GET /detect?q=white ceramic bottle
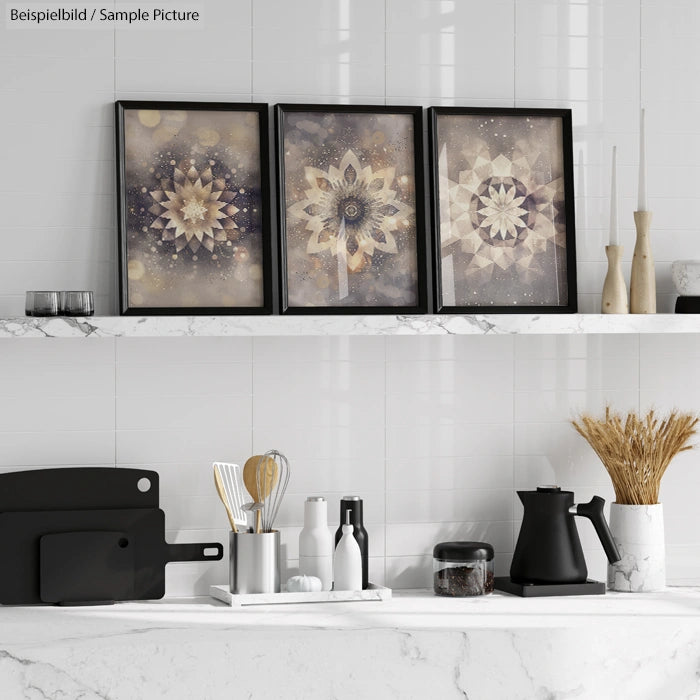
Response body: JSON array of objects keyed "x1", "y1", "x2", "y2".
[
  {"x1": 333, "y1": 510, "x2": 362, "y2": 591},
  {"x1": 299, "y1": 496, "x2": 333, "y2": 591}
]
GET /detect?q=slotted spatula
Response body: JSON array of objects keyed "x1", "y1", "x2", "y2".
[{"x1": 213, "y1": 462, "x2": 248, "y2": 533}]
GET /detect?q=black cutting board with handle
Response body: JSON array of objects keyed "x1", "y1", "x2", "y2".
[
  {"x1": 0, "y1": 468, "x2": 223, "y2": 605},
  {"x1": 0, "y1": 467, "x2": 160, "y2": 512}
]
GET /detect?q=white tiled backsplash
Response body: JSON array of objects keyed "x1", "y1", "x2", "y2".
[
  {"x1": 2, "y1": 0, "x2": 700, "y2": 595},
  {"x1": 0, "y1": 0, "x2": 698, "y2": 315},
  {"x1": 1, "y1": 334, "x2": 699, "y2": 595}
]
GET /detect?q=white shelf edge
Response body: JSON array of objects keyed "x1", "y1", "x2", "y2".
[{"x1": 0, "y1": 314, "x2": 698, "y2": 338}]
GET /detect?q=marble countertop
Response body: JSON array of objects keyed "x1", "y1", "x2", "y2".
[
  {"x1": 3, "y1": 589, "x2": 700, "y2": 699},
  {"x1": 4, "y1": 587, "x2": 700, "y2": 643}
]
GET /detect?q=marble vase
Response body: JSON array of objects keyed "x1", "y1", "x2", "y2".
[
  {"x1": 671, "y1": 260, "x2": 700, "y2": 295},
  {"x1": 608, "y1": 503, "x2": 665, "y2": 592}
]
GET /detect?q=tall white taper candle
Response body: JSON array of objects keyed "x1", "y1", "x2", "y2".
[
  {"x1": 638, "y1": 108, "x2": 647, "y2": 211},
  {"x1": 610, "y1": 145, "x2": 619, "y2": 246}
]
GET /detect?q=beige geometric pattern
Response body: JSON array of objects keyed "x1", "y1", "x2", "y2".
[
  {"x1": 439, "y1": 142, "x2": 565, "y2": 288},
  {"x1": 289, "y1": 149, "x2": 414, "y2": 272},
  {"x1": 149, "y1": 162, "x2": 240, "y2": 254}
]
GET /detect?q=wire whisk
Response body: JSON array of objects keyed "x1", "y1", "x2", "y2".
[{"x1": 256, "y1": 449, "x2": 290, "y2": 533}]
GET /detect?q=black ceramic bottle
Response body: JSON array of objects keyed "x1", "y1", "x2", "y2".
[{"x1": 334, "y1": 496, "x2": 368, "y2": 589}]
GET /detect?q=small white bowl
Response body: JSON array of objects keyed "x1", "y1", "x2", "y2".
[{"x1": 671, "y1": 260, "x2": 700, "y2": 296}]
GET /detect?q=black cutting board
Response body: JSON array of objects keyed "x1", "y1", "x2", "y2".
[
  {"x1": 0, "y1": 467, "x2": 159, "y2": 512},
  {"x1": 40, "y1": 531, "x2": 135, "y2": 604},
  {"x1": 0, "y1": 508, "x2": 223, "y2": 604}
]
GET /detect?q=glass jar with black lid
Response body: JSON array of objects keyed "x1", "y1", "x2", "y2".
[{"x1": 433, "y1": 541, "x2": 495, "y2": 596}]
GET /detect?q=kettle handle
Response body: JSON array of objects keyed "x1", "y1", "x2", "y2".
[{"x1": 572, "y1": 496, "x2": 621, "y2": 564}]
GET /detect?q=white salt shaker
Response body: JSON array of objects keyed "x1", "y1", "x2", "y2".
[
  {"x1": 333, "y1": 510, "x2": 362, "y2": 591},
  {"x1": 299, "y1": 496, "x2": 333, "y2": 591}
]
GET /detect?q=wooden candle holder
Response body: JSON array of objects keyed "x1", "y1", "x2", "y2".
[
  {"x1": 630, "y1": 211, "x2": 656, "y2": 314},
  {"x1": 601, "y1": 245, "x2": 628, "y2": 314}
]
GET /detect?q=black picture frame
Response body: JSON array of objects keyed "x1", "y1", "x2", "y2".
[
  {"x1": 429, "y1": 107, "x2": 577, "y2": 314},
  {"x1": 115, "y1": 100, "x2": 273, "y2": 315},
  {"x1": 275, "y1": 104, "x2": 430, "y2": 314}
]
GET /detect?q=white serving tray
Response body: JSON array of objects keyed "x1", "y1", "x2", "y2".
[{"x1": 210, "y1": 583, "x2": 392, "y2": 607}]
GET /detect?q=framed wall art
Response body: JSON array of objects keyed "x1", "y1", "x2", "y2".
[
  {"x1": 429, "y1": 107, "x2": 577, "y2": 313},
  {"x1": 276, "y1": 104, "x2": 429, "y2": 314},
  {"x1": 116, "y1": 101, "x2": 273, "y2": 315}
]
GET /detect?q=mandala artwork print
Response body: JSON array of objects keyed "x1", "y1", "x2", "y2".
[
  {"x1": 120, "y1": 106, "x2": 265, "y2": 310},
  {"x1": 436, "y1": 113, "x2": 570, "y2": 308},
  {"x1": 282, "y1": 111, "x2": 419, "y2": 308}
]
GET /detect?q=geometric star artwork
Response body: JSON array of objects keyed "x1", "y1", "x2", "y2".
[
  {"x1": 279, "y1": 106, "x2": 427, "y2": 312},
  {"x1": 149, "y1": 162, "x2": 240, "y2": 254},
  {"x1": 440, "y1": 148, "x2": 566, "y2": 288},
  {"x1": 432, "y1": 109, "x2": 576, "y2": 312},
  {"x1": 288, "y1": 149, "x2": 414, "y2": 273},
  {"x1": 116, "y1": 102, "x2": 271, "y2": 314}
]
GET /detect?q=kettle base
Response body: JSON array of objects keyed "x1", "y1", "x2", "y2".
[{"x1": 494, "y1": 577, "x2": 606, "y2": 597}]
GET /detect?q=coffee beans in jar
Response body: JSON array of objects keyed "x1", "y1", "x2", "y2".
[{"x1": 433, "y1": 541, "x2": 494, "y2": 597}]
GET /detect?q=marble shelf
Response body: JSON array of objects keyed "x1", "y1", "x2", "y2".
[
  {"x1": 2, "y1": 588, "x2": 700, "y2": 698},
  {"x1": 1, "y1": 313, "x2": 699, "y2": 338}
]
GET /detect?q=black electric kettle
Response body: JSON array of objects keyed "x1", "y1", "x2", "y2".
[{"x1": 510, "y1": 486, "x2": 621, "y2": 585}]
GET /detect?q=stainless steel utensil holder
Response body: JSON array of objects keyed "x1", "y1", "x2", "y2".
[{"x1": 229, "y1": 531, "x2": 280, "y2": 594}]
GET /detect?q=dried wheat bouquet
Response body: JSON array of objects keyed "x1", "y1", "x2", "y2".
[{"x1": 572, "y1": 407, "x2": 698, "y2": 505}]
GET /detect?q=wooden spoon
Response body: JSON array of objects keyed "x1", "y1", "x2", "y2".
[{"x1": 243, "y1": 455, "x2": 278, "y2": 533}]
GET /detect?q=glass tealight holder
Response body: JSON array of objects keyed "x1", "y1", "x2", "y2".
[
  {"x1": 60, "y1": 291, "x2": 94, "y2": 316},
  {"x1": 25, "y1": 291, "x2": 59, "y2": 317}
]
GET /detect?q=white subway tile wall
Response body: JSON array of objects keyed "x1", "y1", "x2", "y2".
[
  {"x1": 1, "y1": 0, "x2": 700, "y2": 594},
  {"x1": 0, "y1": 0, "x2": 695, "y2": 315},
  {"x1": 0, "y1": 333, "x2": 698, "y2": 593}
]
